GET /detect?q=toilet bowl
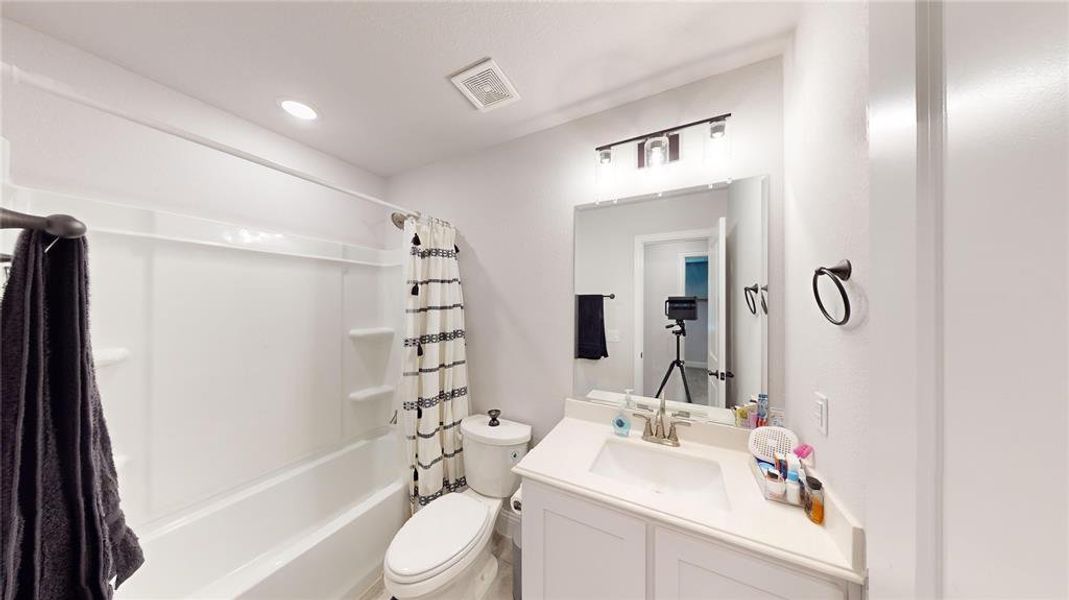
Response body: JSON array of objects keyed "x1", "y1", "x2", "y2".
[
  {"x1": 383, "y1": 411, "x2": 531, "y2": 600},
  {"x1": 384, "y1": 490, "x2": 502, "y2": 600}
]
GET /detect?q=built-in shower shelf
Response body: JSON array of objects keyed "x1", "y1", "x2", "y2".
[
  {"x1": 348, "y1": 385, "x2": 395, "y2": 404},
  {"x1": 347, "y1": 327, "x2": 395, "y2": 340},
  {"x1": 94, "y1": 347, "x2": 130, "y2": 368}
]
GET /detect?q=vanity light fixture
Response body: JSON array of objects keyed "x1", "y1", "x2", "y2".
[
  {"x1": 279, "y1": 99, "x2": 318, "y2": 121},
  {"x1": 645, "y1": 134, "x2": 670, "y2": 167},
  {"x1": 594, "y1": 112, "x2": 731, "y2": 170}
]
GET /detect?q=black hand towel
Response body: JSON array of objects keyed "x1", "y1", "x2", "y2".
[
  {"x1": 575, "y1": 294, "x2": 609, "y2": 360},
  {"x1": 1, "y1": 231, "x2": 143, "y2": 599}
]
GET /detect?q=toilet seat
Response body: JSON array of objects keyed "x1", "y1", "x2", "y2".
[{"x1": 384, "y1": 492, "x2": 495, "y2": 585}]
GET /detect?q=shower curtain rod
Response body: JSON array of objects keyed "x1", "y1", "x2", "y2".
[{"x1": 1, "y1": 63, "x2": 420, "y2": 221}]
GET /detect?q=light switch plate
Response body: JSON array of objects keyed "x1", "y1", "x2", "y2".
[{"x1": 814, "y1": 392, "x2": 828, "y2": 436}]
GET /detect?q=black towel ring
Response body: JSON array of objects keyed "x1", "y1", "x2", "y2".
[
  {"x1": 743, "y1": 284, "x2": 759, "y2": 315},
  {"x1": 760, "y1": 285, "x2": 768, "y2": 315},
  {"x1": 812, "y1": 260, "x2": 852, "y2": 326}
]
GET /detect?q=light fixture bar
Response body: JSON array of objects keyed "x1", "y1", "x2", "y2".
[{"x1": 594, "y1": 112, "x2": 731, "y2": 152}]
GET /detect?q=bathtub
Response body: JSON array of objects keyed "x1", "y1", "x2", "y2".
[{"x1": 118, "y1": 430, "x2": 407, "y2": 599}]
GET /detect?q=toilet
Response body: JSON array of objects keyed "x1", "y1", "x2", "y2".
[{"x1": 384, "y1": 411, "x2": 531, "y2": 600}]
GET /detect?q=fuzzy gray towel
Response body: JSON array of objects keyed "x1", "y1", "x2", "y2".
[{"x1": 1, "y1": 231, "x2": 143, "y2": 599}]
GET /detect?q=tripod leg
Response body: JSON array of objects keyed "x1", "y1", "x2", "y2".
[
  {"x1": 654, "y1": 361, "x2": 675, "y2": 399},
  {"x1": 677, "y1": 361, "x2": 694, "y2": 404}
]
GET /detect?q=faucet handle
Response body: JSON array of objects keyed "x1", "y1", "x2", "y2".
[
  {"x1": 632, "y1": 412, "x2": 655, "y2": 438},
  {"x1": 667, "y1": 419, "x2": 691, "y2": 443}
]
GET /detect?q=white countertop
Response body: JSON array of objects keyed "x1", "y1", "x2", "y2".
[{"x1": 513, "y1": 401, "x2": 865, "y2": 584}]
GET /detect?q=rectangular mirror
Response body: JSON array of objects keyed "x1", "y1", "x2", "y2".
[{"x1": 573, "y1": 176, "x2": 769, "y2": 426}]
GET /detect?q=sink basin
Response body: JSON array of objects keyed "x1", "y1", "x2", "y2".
[{"x1": 589, "y1": 438, "x2": 730, "y2": 511}]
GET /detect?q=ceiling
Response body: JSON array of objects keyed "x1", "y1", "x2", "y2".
[{"x1": 2, "y1": 2, "x2": 799, "y2": 176}]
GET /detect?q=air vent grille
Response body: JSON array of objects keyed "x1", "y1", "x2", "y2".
[{"x1": 450, "y1": 58, "x2": 520, "y2": 112}]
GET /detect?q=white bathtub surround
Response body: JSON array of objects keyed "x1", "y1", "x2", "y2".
[
  {"x1": 402, "y1": 218, "x2": 471, "y2": 509},
  {"x1": 117, "y1": 432, "x2": 405, "y2": 599},
  {"x1": 513, "y1": 399, "x2": 865, "y2": 587}
]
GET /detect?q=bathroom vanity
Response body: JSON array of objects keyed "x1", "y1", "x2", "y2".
[{"x1": 513, "y1": 400, "x2": 865, "y2": 600}]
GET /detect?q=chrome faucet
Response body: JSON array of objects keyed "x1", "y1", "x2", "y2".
[{"x1": 633, "y1": 395, "x2": 690, "y2": 447}]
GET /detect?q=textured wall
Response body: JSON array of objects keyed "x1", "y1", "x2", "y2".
[{"x1": 782, "y1": 2, "x2": 870, "y2": 519}]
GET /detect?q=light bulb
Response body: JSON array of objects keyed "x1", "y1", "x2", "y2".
[
  {"x1": 645, "y1": 134, "x2": 669, "y2": 167},
  {"x1": 598, "y1": 148, "x2": 613, "y2": 165}
]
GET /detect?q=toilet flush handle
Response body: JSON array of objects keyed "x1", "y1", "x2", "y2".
[{"x1": 488, "y1": 409, "x2": 501, "y2": 426}]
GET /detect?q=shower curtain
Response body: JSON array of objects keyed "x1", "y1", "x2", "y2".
[{"x1": 401, "y1": 218, "x2": 469, "y2": 510}]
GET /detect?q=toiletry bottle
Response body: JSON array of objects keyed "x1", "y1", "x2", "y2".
[
  {"x1": 623, "y1": 389, "x2": 635, "y2": 409},
  {"x1": 612, "y1": 394, "x2": 632, "y2": 437},
  {"x1": 766, "y1": 470, "x2": 786, "y2": 501},
  {"x1": 805, "y1": 476, "x2": 825, "y2": 524},
  {"x1": 786, "y1": 453, "x2": 802, "y2": 482},
  {"x1": 757, "y1": 393, "x2": 769, "y2": 426},
  {"x1": 786, "y1": 472, "x2": 801, "y2": 505}
]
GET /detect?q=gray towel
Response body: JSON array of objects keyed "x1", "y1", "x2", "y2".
[{"x1": 1, "y1": 231, "x2": 143, "y2": 599}]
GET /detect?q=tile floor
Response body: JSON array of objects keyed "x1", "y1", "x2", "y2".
[{"x1": 361, "y1": 533, "x2": 515, "y2": 600}]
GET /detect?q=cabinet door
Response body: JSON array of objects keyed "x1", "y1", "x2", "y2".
[
  {"x1": 522, "y1": 481, "x2": 647, "y2": 600},
  {"x1": 654, "y1": 528, "x2": 848, "y2": 600}
]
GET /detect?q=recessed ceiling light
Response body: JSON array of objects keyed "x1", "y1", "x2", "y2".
[{"x1": 279, "y1": 99, "x2": 318, "y2": 121}]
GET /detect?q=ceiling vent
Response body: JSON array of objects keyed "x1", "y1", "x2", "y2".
[{"x1": 450, "y1": 58, "x2": 520, "y2": 112}]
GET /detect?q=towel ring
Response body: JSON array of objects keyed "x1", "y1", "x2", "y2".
[
  {"x1": 812, "y1": 260, "x2": 852, "y2": 326},
  {"x1": 760, "y1": 285, "x2": 768, "y2": 315},
  {"x1": 743, "y1": 284, "x2": 759, "y2": 315}
]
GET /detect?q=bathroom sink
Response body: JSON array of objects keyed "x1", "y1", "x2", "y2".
[{"x1": 589, "y1": 438, "x2": 730, "y2": 511}]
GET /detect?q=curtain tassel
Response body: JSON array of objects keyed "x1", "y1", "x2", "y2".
[
  {"x1": 411, "y1": 282, "x2": 419, "y2": 296},
  {"x1": 417, "y1": 342, "x2": 424, "y2": 357},
  {"x1": 454, "y1": 243, "x2": 460, "y2": 254},
  {"x1": 412, "y1": 233, "x2": 421, "y2": 246}
]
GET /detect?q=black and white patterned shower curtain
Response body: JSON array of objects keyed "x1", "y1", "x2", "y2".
[{"x1": 402, "y1": 218, "x2": 469, "y2": 511}]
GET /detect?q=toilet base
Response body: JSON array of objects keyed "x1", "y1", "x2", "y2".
[{"x1": 385, "y1": 547, "x2": 498, "y2": 600}]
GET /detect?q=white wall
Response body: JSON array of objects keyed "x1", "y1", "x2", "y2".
[
  {"x1": 782, "y1": 2, "x2": 870, "y2": 519},
  {"x1": 389, "y1": 58, "x2": 784, "y2": 441},
  {"x1": 573, "y1": 190, "x2": 725, "y2": 400},
  {"x1": 1, "y1": 21, "x2": 402, "y2": 526},
  {"x1": 940, "y1": 2, "x2": 1067, "y2": 596}
]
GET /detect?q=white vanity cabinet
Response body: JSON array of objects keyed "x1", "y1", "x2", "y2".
[
  {"x1": 522, "y1": 481, "x2": 860, "y2": 600},
  {"x1": 654, "y1": 528, "x2": 855, "y2": 599},
  {"x1": 522, "y1": 481, "x2": 647, "y2": 599}
]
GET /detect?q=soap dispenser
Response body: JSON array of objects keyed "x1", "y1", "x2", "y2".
[{"x1": 612, "y1": 390, "x2": 633, "y2": 437}]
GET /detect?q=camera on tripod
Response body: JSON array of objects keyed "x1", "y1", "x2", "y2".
[
  {"x1": 664, "y1": 296, "x2": 698, "y2": 324},
  {"x1": 655, "y1": 296, "x2": 699, "y2": 403}
]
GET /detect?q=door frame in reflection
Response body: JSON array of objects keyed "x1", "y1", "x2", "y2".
[{"x1": 632, "y1": 228, "x2": 714, "y2": 400}]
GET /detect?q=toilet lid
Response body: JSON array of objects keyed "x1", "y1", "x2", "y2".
[{"x1": 385, "y1": 493, "x2": 490, "y2": 579}]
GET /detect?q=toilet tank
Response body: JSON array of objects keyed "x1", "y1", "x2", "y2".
[{"x1": 460, "y1": 411, "x2": 531, "y2": 498}]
